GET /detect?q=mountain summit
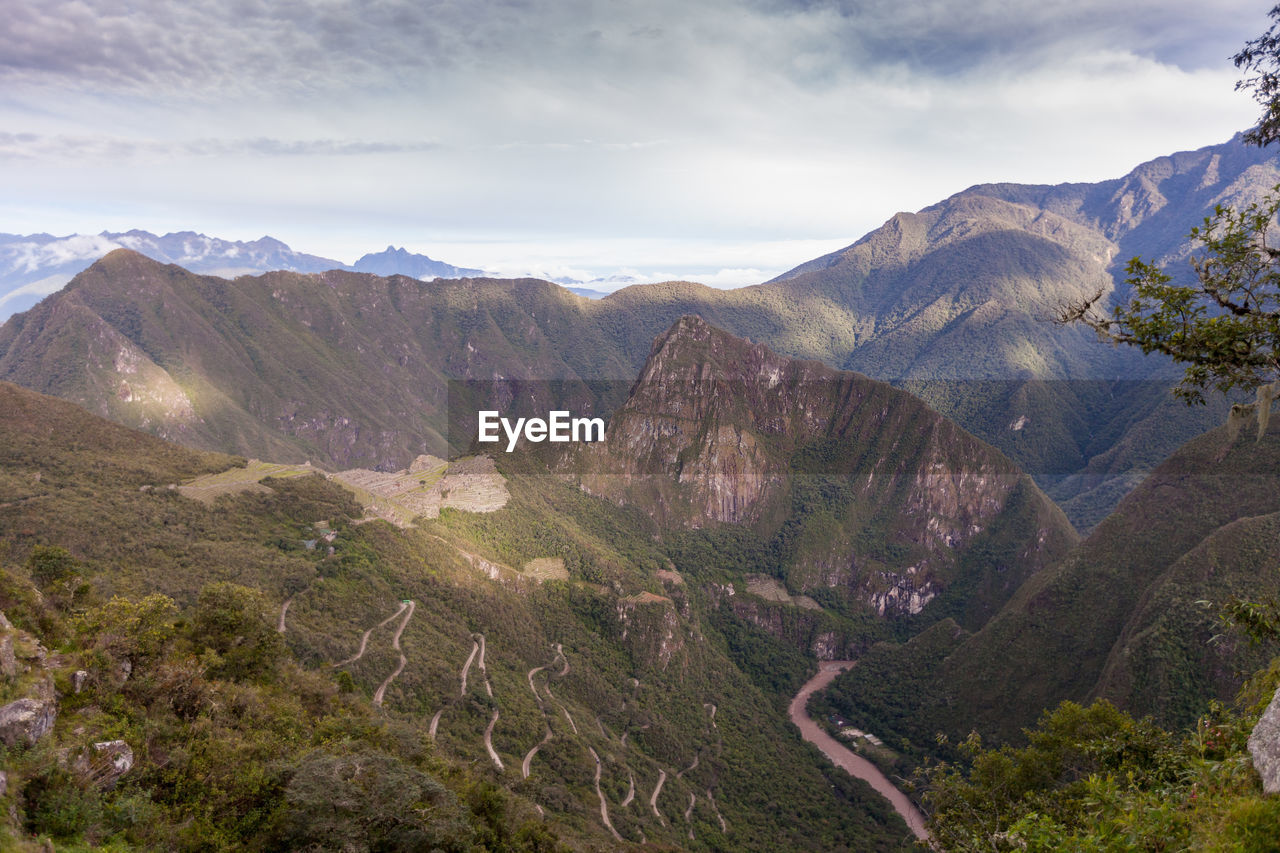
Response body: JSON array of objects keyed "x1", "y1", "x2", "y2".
[
  {"x1": 351, "y1": 245, "x2": 484, "y2": 279},
  {"x1": 573, "y1": 315, "x2": 1077, "y2": 627},
  {"x1": 4, "y1": 137, "x2": 1279, "y2": 529}
]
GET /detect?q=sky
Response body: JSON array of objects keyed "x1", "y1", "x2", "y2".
[{"x1": 0, "y1": 0, "x2": 1269, "y2": 286}]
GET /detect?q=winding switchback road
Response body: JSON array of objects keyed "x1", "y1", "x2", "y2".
[
  {"x1": 649, "y1": 769, "x2": 668, "y2": 825},
  {"x1": 484, "y1": 708, "x2": 504, "y2": 770},
  {"x1": 372, "y1": 600, "x2": 415, "y2": 706},
  {"x1": 521, "y1": 644, "x2": 565, "y2": 779},
  {"x1": 429, "y1": 709, "x2": 444, "y2": 739},
  {"x1": 526, "y1": 659, "x2": 550, "y2": 702},
  {"x1": 521, "y1": 727, "x2": 552, "y2": 779},
  {"x1": 333, "y1": 600, "x2": 410, "y2": 668},
  {"x1": 621, "y1": 770, "x2": 636, "y2": 808},
  {"x1": 459, "y1": 638, "x2": 479, "y2": 695},
  {"x1": 589, "y1": 747, "x2": 623, "y2": 842},
  {"x1": 477, "y1": 633, "x2": 492, "y2": 697},
  {"x1": 468, "y1": 632, "x2": 502, "y2": 770},
  {"x1": 707, "y1": 788, "x2": 726, "y2": 832}
]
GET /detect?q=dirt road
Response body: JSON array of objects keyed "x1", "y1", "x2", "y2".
[
  {"x1": 372, "y1": 600, "x2": 415, "y2": 706},
  {"x1": 649, "y1": 769, "x2": 668, "y2": 825},
  {"x1": 333, "y1": 600, "x2": 410, "y2": 668},
  {"x1": 589, "y1": 747, "x2": 623, "y2": 842}
]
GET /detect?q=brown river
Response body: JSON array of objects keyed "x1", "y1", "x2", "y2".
[{"x1": 789, "y1": 661, "x2": 931, "y2": 843}]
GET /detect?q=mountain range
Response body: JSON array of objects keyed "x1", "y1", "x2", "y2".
[
  {"x1": 3, "y1": 135, "x2": 1275, "y2": 530},
  {"x1": 0, "y1": 231, "x2": 486, "y2": 321},
  {"x1": 2, "y1": 133, "x2": 1280, "y2": 848},
  {"x1": 817, "y1": 412, "x2": 1280, "y2": 758},
  {"x1": 2, "y1": 293, "x2": 1271, "y2": 849},
  {"x1": 2, "y1": 312, "x2": 1057, "y2": 849}
]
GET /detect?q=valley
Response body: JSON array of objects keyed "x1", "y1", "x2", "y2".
[
  {"x1": 0, "y1": 135, "x2": 1279, "y2": 851},
  {"x1": 0, "y1": 376, "x2": 922, "y2": 849},
  {"x1": 5, "y1": 136, "x2": 1277, "y2": 534}
]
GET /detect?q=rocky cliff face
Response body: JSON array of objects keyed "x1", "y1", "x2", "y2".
[
  {"x1": 842, "y1": 418, "x2": 1280, "y2": 749},
  {"x1": 574, "y1": 316, "x2": 1077, "y2": 623}
]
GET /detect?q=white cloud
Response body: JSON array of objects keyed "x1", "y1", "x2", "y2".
[
  {"x1": 0, "y1": 273, "x2": 73, "y2": 308},
  {"x1": 0, "y1": 0, "x2": 1268, "y2": 275},
  {"x1": 5, "y1": 234, "x2": 124, "y2": 273}
]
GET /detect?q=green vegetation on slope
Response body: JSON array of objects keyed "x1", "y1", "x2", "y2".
[
  {"x1": 816, "y1": 419, "x2": 1280, "y2": 791},
  {"x1": 575, "y1": 316, "x2": 1077, "y2": 652},
  {"x1": 0, "y1": 381, "x2": 917, "y2": 850},
  {"x1": 920, "y1": 679, "x2": 1280, "y2": 851},
  {"x1": 8, "y1": 136, "x2": 1280, "y2": 531}
]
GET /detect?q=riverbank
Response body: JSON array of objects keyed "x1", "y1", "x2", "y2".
[{"x1": 789, "y1": 661, "x2": 930, "y2": 843}]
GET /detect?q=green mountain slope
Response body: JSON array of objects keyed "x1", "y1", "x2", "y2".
[
  {"x1": 568, "y1": 316, "x2": 1077, "y2": 637},
  {"x1": 819, "y1": 419, "x2": 1280, "y2": 757},
  {"x1": 0, "y1": 379, "x2": 918, "y2": 850},
  {"x1": 3, "y1": 137, "x2": 1276, "y2": 529},
  {"x1": 0, "y1": 250, "x2": 637, "y2": 469},
  {"x1": 769, "y1": 138, "x2": 1280, "y2": 525}
]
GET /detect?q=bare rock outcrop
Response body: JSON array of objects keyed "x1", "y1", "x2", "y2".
[
  {"x1": 74, "y1": 740, "x2": 135, "y2": 789},
  {"x1": 0, "y1": 633, "x2": 16, "y2": 680},
  {"x1": 0, "y1": 610, "x2": 16, "y2": 679},
  {"x1": 0, "y1": 697, "x2": 56, "y2": 747},
  {"x1": 575, "y1": 316, "x2": 1075, "y2": 621},
  {"x1": 1248, "y1": 686, "x2": 1280, "y2": 794}
]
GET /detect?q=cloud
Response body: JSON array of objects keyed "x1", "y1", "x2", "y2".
[
  {"x1": 0, "y1": 132, "x2": 440, "y2": 162},
  {"x1": 0, "y1": 273, "x2": 74, "y2": 309},
  {"x1": 3, "y1": 0, "x2": 1264, "y2": 101},
  {"x1": 2, "y1": 233, "x2": 124, "y2": 273},
  {"x1": 757, "y1": 0, "x2": 1265, "y2": 73},
  {"x1": 0, "y1": 0, "x2": 1267, "y2": 280}
]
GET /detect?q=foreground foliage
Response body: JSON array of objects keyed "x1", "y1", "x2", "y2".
[{"x1": 923, "y1": 671, "x2": 1280, "y2": 852}]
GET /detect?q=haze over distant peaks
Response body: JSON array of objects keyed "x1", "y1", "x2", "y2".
[
  {"x1": 4, "y1": 136, "x2": 1279, "y2": 529},
  {"x1": 0, "y1": 230, "x2": 488, "y2": 321}
]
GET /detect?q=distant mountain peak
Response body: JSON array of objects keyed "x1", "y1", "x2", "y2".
[
  {"x1": 351, "y1": 246, "x2": 484, "y2": 279},
  {"x1": 0, "y1": 230, "x2": 488, "y2": 321}
]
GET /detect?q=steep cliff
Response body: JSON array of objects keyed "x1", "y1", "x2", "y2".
[
  {"x1": 823, "y1": 417, "x2": 1280, "y2": 754},
  {"x1": 572, "y1": 316, "x2": 1077, "y2": 627}
]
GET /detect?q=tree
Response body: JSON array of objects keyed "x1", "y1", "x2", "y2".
[
  {"x1": 1057, "y1": 191, "x2": 1280, "y2": 441},
  {"x1": 26, "y1": 545, "x2": 80, "y2": 589},
  {"x1": 1235, "y1": 4, "x2": 1280, "y2": 147},
  {"x1": 187, "y1": 582, "x2": 285, "y2": 681},
  {"x1": 76, "y1": 593, "x2": 179, "y2": 664},
  {"x1": 278, "y1": 746, "x2": 474, "y2": 851},
  {"x1": 1057, "y1": 9, "x2": 1280, "y2": 442}
]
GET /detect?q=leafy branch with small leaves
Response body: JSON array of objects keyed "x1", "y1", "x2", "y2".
[
  {"x1": 1056, "y1": 190, "x2": 1280, "y2": 440},
  {"x1": 1235, "y1": 3, "x2": 1280, "y2": 147}
]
